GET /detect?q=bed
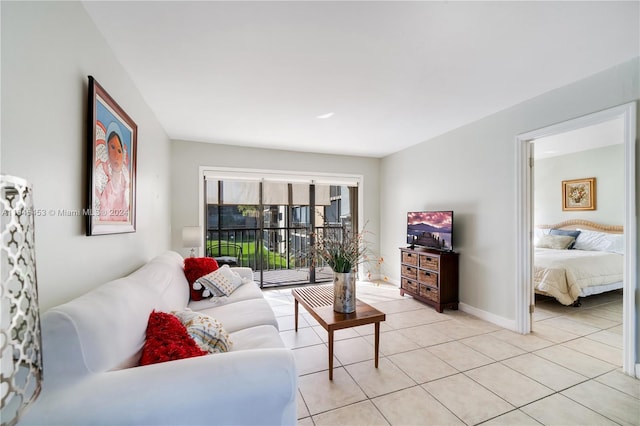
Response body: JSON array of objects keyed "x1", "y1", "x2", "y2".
[{"x1": 534, "y1": 220, "x2": 624, "y2": 306}]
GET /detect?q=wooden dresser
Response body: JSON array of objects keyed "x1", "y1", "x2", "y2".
[{"x1": 399, "y1": 247, "x2": 459, "y2": 313}]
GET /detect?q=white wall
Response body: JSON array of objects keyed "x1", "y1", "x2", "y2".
[
  {"x1": 170, "y1": 140, "x2": 380, "y2": 261},
  {"x1": 534, "y1": 144, "x2": 624, "y2": 226},
  {"x1": 380, "y1": 58, "x2": 639, "y2": 324},
  {"x1": 1, "y1": 1, "x2": 172, "y2": 310}
]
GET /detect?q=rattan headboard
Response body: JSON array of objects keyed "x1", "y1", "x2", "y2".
[{"x1": 537, "y1": 219, "x2": 623, "y2": 234}]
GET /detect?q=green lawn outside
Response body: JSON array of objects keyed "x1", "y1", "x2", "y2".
[{"x1": 206, "y1": 240, "x2": 293, "y2": 268}]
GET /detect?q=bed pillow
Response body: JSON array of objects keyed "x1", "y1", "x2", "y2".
[
  {"x1": 533, "y1": 228, "x2": 550, "y2": 246},
  {"x1": 605, "y1": 234, "x2": 624, "y2": 254},
  {"x1": 549, "y1": 229, "x2": 581, "y2": 249},
  {"x1": 184, "y1": 257, "x2": 219, "y2": 301},
  {"x1": 535, "y1": 234, "x2": 575, "y2": 250},
  {"x1": 172, "y1": 309, "x2": 232, "y2": 354},
  {"x1": 575, "y1": 229, "x2": 624, "y2": 253},
  {"x1": 139, "y1": 311, "x2": 207, "y2": 366},
  {"x1": 195, "y1": 264, "x2": 247, "y2": 297}
]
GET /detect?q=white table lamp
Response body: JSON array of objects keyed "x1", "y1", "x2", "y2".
[{"x1": 182, "y1": 226, "x2": 202, "y2": 257}]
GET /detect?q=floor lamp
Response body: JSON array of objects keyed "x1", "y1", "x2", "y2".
[{"x1": 0, "y1": 175, "x2": 43, "y2": 426}]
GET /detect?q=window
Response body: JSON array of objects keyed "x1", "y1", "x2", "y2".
[{"x1": 201, "y1": 168, "x2": 362, "y2": 287}]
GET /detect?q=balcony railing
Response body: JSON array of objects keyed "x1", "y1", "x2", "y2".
[{"x1": 206, "y1": 225, "x2": 345, "y2": 286}]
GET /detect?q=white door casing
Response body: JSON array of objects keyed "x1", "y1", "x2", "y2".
[{"x1": 515, "y1": 102, "x2": 637, "y2": 376}]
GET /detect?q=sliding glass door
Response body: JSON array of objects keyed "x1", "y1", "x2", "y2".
[{"x1": 204, "y1": 175, "x2": 358, "y2": 287}]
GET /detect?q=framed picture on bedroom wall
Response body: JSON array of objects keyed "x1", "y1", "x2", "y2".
[
  {"x1": 86, "y1": 76, "x2": 138, "y2": 235},
  {"x1": 562, "y1": 177, "x2": 596, "y2": 211}
]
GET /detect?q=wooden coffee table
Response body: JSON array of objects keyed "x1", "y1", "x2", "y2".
[{"x1": 292, "y1": 284, "x2": 386, "y2": 380}]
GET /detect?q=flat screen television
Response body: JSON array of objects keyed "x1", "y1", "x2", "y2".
[{"x1": 406, "y1": 211, "x2": 453, "y2": 251}]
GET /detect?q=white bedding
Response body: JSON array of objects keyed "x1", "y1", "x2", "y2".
[{"x1": 534, "y1": 248, "x2": 623, "y2": 305}]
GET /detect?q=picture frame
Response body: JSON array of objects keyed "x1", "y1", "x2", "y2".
[
  {"x1": 562, "y1": 177, "x2": 596, "y2": 211},
  {"x1": 86, "y1": 76, "x2": 137, "y2": 235}
]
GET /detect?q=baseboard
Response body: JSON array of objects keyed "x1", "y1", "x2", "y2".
[
  {"x1": 383, "y1": 280, "x2": 518, "y2": 332},
  {"x1": 376, "y1": 282, "x2": 517, "y2": 332},
  {"x1": 459, "y1": 302, "x2": 517, "y2": 332}
]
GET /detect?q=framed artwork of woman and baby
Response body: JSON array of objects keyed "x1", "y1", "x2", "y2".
[{"x1": 87, "y1": 76, "x2": 137, "y2": 236}]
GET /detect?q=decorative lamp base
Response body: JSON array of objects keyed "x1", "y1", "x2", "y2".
[
  {"x1": 1, "y1": 174, "x2": 42, "y2": 426},
  {"x1": 333, "y1": 271, "x2": 356, "y2": 313}
]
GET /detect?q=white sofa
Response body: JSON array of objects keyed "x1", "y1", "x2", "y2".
[{"x1": 20, "y1": 251, "x2": 297, "y2": 426}]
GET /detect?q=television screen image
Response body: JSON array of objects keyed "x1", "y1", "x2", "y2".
[{"x1": 407, "y1": 211, "x2": 453, "y2": 251}]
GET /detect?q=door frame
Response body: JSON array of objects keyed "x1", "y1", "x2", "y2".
[{"x1": 515, "y1": 102, "x2": 637, "y2": 376}]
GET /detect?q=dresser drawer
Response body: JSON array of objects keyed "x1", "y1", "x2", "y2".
[
  {"x1": 417, "y1": 269, "x2": 438, "y2": 287},
  {"x1": 402, "y1": 251, "x2": 418, "y2": 267},
  {"x1": 419, "y1": 284, "x2": 440, "y2": 303},
  {"x1": 401, "y1": 265, "x2": 418, "y2": 280},
  {"x1": 419, "y1": 254, "x2": 440, "y2": 271},
  {"x1": 401, "y1": 278, "x2": 418, "y2": 294}
]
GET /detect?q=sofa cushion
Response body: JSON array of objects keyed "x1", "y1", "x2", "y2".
[
  {"x1": 197, "y1": 298, "x2": 279, "y2": 333},
  {"x1": 172, "y1": 309, "x2": 232, "y2": 354},
  {"x1": 139, "y1": 311, "x2": 207, "y2": 366},
  {"x1": 229, "y1": 325, "x2": 286, "y2": 351},
  {"x1": 184, "y1": 257, "x2": 219, "y2": 301},
  {"x1": 195, "y1": 265, "x2": 248, "y2": 297}
]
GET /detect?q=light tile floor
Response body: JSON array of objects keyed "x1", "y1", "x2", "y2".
[{"x1": 263, "y1": 283, "x2": 640, "y2": 425}]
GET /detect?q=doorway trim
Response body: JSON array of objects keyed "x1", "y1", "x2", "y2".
[{"x1": 515, "y1": 102, "x2": 637, "y2": 376}]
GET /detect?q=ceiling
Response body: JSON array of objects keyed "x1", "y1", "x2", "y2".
[
  {"x1": 82, "y1": 1, "x2": 639, "y2": 158},
  {"x1": 533, "y1": 117, "x2": 624, "y2": 160}
]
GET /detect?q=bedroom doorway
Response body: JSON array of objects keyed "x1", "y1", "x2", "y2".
[{"x1": 515, "y1": 102, "x2": 637, "y2": 376}]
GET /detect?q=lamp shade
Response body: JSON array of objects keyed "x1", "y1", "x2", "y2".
[
  {"x1": 1, "y1": 175, "x2": 42, "y2": 426},
  {"x1": 182, "y1": 226, "x2": 202, "y2": 248}
]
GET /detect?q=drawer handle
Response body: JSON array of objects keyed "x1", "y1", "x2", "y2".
[
  {"x1": 426, "y1": 257, "x2": 432, "y2": 261},
  {"x1": 424, "y1": 272, "x2": 431, "y2": 277}
]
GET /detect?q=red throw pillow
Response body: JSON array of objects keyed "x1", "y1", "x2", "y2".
[
  {"x1": 184, "y1": 257, "x2": 219, "y2": 301},
  {"x1": 140, "y1": 311, "x2": 207, "y2": 366}
]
